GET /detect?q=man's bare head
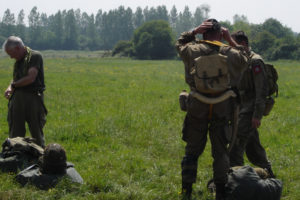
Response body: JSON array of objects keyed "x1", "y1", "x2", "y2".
[{"x1": 2, "y1": 36, "x2": 26, "y2": 60}]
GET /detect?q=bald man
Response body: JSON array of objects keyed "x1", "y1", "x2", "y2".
[{"x1": 3, "y1": 36, "x2": 47, "y2": 147}]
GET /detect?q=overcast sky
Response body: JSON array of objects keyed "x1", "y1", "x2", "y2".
[{"x1": 1, "y1": 0, "x2": 299, "y2": 33}]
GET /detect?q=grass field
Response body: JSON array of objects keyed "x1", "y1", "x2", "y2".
[{"x1": 0, "y1": 55, "x2": 299, "y2": 200}]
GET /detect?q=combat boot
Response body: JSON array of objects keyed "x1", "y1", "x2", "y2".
[
  {"x1": 181, "y1": 182, "x2": 192, "y2": 200},
  {"x1": 215, "y1": 183, "x2": 226, "y2": 200}
]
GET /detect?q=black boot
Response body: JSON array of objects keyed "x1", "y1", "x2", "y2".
[
  {"x1": 181, "y1": 182, "x2": 192, "y2": 200},
  {"x1": 215, "y1": 183, "x2": 226, "y2": 200}
]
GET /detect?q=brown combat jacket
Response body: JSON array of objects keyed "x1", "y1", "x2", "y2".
[
  {"x1": 238, "y1": 51, "x2": 268, "y2": 119},
  {"x1": 176, "y1": 31, "x2": 248, "y2": 91}
]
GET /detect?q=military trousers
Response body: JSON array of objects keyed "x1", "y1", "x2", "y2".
[
  {"x1": 181, "y1": 95, "x2": 234, "y2": 185},
  {"x1": 229, "y1": 112, "x2": 270, "y2": 169},
  {"x1": 7, "y1": 90, "x2": 47, "y2": 147}
]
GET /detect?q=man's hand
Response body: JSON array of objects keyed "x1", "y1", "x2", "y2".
[
  {"x1": 192, "y1": 21, "x2": 213, "y2": 35},
  {"x1": 221, "y1": 27, "x2": 238, "y2": 47},
  {"x1": 4, "y1": 85, "x2": 14, "y2": 99},
  {"x1": 252, "y1": 118, "x2": 261, "y2": 128}
]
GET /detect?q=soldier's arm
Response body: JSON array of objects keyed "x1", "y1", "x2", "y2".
[
  {"x1": 252, "y1": 60, "x2": 268, "y2": 121},
  {"x1": 11, "y1": 53, "x2": 42, "y2": 89},
  {"x1": 11, "y1": 67, "x2": 38, "y2": 88},
  {"x1": 175, "y1": 31, "x2": 196, "y2": 59},
  {"x1": 175, "y1": 32, "x2": 198, "y2": 88}
]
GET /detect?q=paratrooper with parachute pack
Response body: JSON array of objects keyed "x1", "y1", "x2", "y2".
[{"x1": 176, "y1": 19, "x2": 249, "y2": 200}]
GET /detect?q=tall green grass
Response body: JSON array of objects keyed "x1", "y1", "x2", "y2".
[{"x1": 0, "y1": 57, "x2": 299, "y2": 199}]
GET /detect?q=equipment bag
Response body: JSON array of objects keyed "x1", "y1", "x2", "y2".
[
  {"x1": 16, "y1": 162, "x2": 83, "y2": 190},
  {"x1": 0, "y1": 137, "x2": 44, "y2": 172},
  {"x1": 193, "y1": 48, "x2": 230, "y2": 94},
  {"x1": 264, "y1": 63, "x2": 278, "y2": 97},
  {"x1": 226, "y1": 166, "x2": 282, "y2": 200}
]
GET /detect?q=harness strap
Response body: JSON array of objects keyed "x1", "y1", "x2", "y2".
[{"x1": 189, "y1": 90, "x2": 237, "y2": 105}]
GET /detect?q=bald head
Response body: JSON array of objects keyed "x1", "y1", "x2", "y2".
[
  {"x1": 3, "y1": 36, "x2": 24, "y2": 52},
  {"x1": 2, "y1": 36, "x2": 26, "y2": 60}
]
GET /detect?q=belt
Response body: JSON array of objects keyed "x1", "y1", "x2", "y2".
[{"x1": 190, "y1": 90, "x2": 237, "y2": 104}]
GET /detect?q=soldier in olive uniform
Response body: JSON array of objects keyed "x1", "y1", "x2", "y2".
[
  {"x1": 176, "y1": 19, "x2": 248, "y2": 200},
  {"x1": 3, "y1": 36, "x2": 47, "y2": 148},
  {"x1": 229, "y1": 31, "x2": 275, "y2": 177}
]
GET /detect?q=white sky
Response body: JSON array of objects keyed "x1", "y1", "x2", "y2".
[{"x1": 1, "y1": 0, "x2": 299, "y2": 33}]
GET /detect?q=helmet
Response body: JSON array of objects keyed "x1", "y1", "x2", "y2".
[{"x1": 41, "y1": 143, "x2": 67, "y2": 174}]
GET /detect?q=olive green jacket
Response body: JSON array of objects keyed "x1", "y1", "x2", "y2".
[{"x1": 238, "y1": 51, "x2": 268, "y2": 119}]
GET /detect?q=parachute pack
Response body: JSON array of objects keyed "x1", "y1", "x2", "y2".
[
  {"x1": 193, "y1": 46, "x2": 230, "y2": 94},
  {"x1": 264, "y1": 63, "x2": 279, "y2": 97},
  {"x1": 0, "y1": 137, "x2": 43, "y2": 172},
  {"x1": 16, "y1": 162, "x2": 83, "y2": 190}
]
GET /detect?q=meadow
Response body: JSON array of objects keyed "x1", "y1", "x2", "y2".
[{"x1": 0, "y1": 54, "x2": 299, "y2": 200}]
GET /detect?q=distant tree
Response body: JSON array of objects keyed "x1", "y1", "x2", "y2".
[
  {"x1": 132, "y1": 20, "x2": 176, "y2": 59},
  {"x1": 262, "y1": 18, "x2": 287, "y2": 38},
  {"x1": 193, "y1": 7, "x2": 206, "y2": 27},
  {"x1": 133, "y1": 7, "x2": 144, "y2": 29},
  {"x1": 176, "y1": 6, "x2": 193, "y2": 36},
  {"x1": 200, "y1": 4, "x2": 210, "y2": 19},
  {"x1": 232, "y1": 14, "x2": 251, "y2": 34},
  {"x1": 233, "y1": 14, "x2": 248, "y2": 23},
  {"x1": 219, "y1": 20, "x2": 233, "y2": 32},
  {"x1": 169, "y1": 5, "x2": 178, "y2": 30},
  {"x1": 28, "y1": 7, "x2": 41, "y2": 48},
  {"x1": 95, "y1": 9, "x2": 103, "y2": 33},
  {"x1": 1, "y1": 9, "x2": 15, "y2": 37},
  {"x1": 143, "y1": 6, "x2": 155, "y2": 22},
  {"x1": 156, "y1": 5, "x2": 169, "y2": 21},
  {"x1": 40, "y1": 13, "x2": 48, "y2": 27},
  {"x1": 49, "y1": 11, "x2": 63, "y2": 49},
  {"x1": 252, "y1": 30, "x2": 276, "y2": 59},
  {"x1": 16, "y1": 10, "x2": 26, "y2": 38},
  {"x1": 64, "y1": 9, "x2": 78, "y2": 49},
  {"x1": 117, "y1": 6, "x2": 134, "y2": 41},
  {"x1": 271, "y1": 43, "x2": 298, "y2": 60},
  {"x1": 2, "y1": 9, "x2": 15, "y2": 25},
  {"x1": 100, "y1": 6, "x2": 134, "y2": 50},
  {"x1": 86, "y1": 14, "x2": 99, "y2": 50}
]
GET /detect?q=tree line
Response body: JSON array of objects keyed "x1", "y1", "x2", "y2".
[{"x1": 1, "y1": 5, "x2": 300, "y2": 60}]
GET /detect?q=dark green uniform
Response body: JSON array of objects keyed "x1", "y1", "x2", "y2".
[
  {"x1": 229, "y1": 51, "x2": 271, "y2": 169},
  {"x1": 8, "y1": 47, "x2": 47, "y2": 147},
  {"x1": 176, "y1": 32, "x2": 248, "y2": 185}
]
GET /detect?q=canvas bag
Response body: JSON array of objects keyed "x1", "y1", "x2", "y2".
[
  {"x1": 225, "y1": 166, "x2": 282, "y2": 200},
  {"x1": 16, "y1": 162, "x2": 83, "y2": 190},
  {"x1": 0, "y1": 137, "x2": 43, "y2": 172},
  {"x1": 264, "y1": 63, "x2": 278, "y2": 97},
  {"x1": 193, "y1": 47, "x2": 230, "y2": 94}
]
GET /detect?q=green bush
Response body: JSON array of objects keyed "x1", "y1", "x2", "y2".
[
  {"x1": 112, "y1": 40, "x2": 133, "y2": 57},
  {"x1": 132, "y1": 20, "x2": 176, "y2": 59}
]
